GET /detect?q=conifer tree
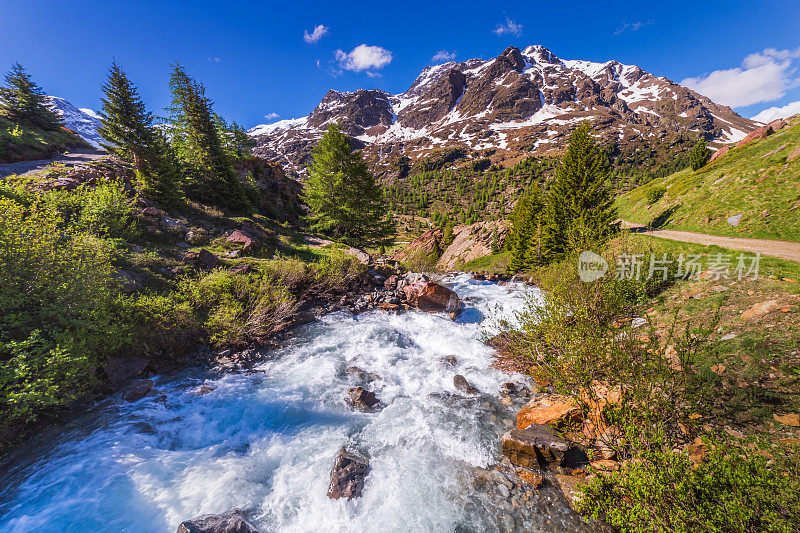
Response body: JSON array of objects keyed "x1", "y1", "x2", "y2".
[
  {"x1": 689, "y1": 139, "x2": 710, "y2": 171},
  {"x1": 0, "y1": 63, "x2": 62, "y2": 130},
  {"x1": 167, "y1": 64, "x2": 244, "y2": 209},
  {"x1": 98, "y1": 62, "x2": 182, "y2": 206},
  {"x1": 539, "y1": 122, "x2": 618, "y2": 263},
  {"x1": 302, "y1": 123, "x2": 394, "y2": 244},
  {"x1": 506, "y1": 185, "x2": 545, "y2": 271}
]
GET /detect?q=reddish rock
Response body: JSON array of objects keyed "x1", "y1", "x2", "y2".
[
  {"x1": 384, "y1": 274, "x2": 400, "y2": 291},
  {"x1": 787, "y1": 146, "x2": 800, "y2": 162},
  {"x1": 709, "y1": 145, "x2": 730, "y2": 162},
  {"x1": 737, "y1": 125, "x2": 774, "y2": 147},
  {"x1": 141, "y1": 207, "x2": 162, "y2": 217},
  {"x1": 517, "y1": 394, "x2": 581, "y2": 430},
  {"x1": 226, "y1": 230, "x2": 257, "y2": 252},
  {"x1": 344, "y1": 387, "x2": 381, "y2": 411},
  {"x1": 768, "y1": 118, "x2": 786, "y2": 131},
  {"x1": 327, "y1": 448, "x2": 369, "y2": 500},
  {"x1": 403, "y1": 280, "x2": 463, "y2": 316}
]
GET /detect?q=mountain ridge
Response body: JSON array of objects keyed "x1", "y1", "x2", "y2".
[{"x1": 249, "y1": 45, "x2": 757, "y2": 176}]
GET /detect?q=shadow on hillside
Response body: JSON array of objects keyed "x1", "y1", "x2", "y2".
[{"x1": 647, "y1": 204, "x2": 681, "y2": 229}]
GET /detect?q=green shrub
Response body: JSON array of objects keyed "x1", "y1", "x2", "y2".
[
  {"x1": 77, "y1": 182, "x2": 137, "y2": 239},
  {"x1": 579, "y1": 438, "x2": 800, "y2": 532},
  {"x1": 0, "y1": 198, "x2": 127, "y2": 425},
  {"x1": 646, "y1": 186, "x2": 666, "y2": 205}
]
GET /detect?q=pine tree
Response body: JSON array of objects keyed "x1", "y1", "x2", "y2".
[
  {"x1": 443, "y1": 221, "x2": 455, "y2": 245},
  {"x1": 98, "y1": 62, "x2": 157, "y2": 171},
  {"x1": 302, "y1": 123, "x2": 394, "y2": 244},
  {"x1": 506, "y1": 186, "x2": 544, "y2": 272},
  {"x1": 539, "y1": 122, "x2": 618, "y2": 263},
  {"x1": 0, "y1": 63, "x2": 62, "y2": 130},
  {"x1": 167, "y1": 64, "x2": 244, "y2": 210},
  {"x1": 98, "y1": 62, "x2": 182, "y2": 206},
  {"x1": 689, "y1": 139, "x2": 710, "y2": 171}
]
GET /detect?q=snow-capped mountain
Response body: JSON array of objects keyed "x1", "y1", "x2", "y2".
[
  {"x1": 46, "y1": 96, "x2": 103, "y2": 148},
  {"x1": 249, "y1": 45, "x2": 757, "y2": 175}
]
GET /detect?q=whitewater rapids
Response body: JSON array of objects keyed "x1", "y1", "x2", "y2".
[{"x1": 0, "y1": 274, "x2": 578, "y2": 532}]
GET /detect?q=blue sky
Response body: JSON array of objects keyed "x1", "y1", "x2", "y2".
[{"x1": 2, "y1": 0, "x2": 799, "y2": 127}]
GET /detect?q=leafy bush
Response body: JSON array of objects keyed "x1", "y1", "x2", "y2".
[
  {"x1": 0, "y1": 198, "x2": 128, "y2": 425},
  {"x1": 77, "y1": 182, "x2": 137, "y2": 239},
  {"x1": 645, "y1": 186, "x2": 666, "y2": 205},
  {"x1": 579, "y1": 438, "x2": 800, "y2": 532}
]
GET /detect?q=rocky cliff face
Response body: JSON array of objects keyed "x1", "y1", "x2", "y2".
[{"x1": 250, "y1": 45, "x2": 757, "y2": 176}]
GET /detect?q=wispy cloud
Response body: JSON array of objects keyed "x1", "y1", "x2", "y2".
[
  {"x1": 432, "y1": 50, "x2": 456, "y2": 63},
  {"x1": 264, "y1": 112, "x2": 279, "y2": 120},
  {"x1": 303, "y1": 24, "x2": 329, "y2": 44},
  {"x1": 333, "y1": 44, "x2": 393, "y2": 74},
  {"x1": 206, "y1": 56, "x2": 221, "y2": 62},
  {"x1": 614, "y1": 20, "x2": 653, "y2": 35},
  {"x1": 682, "y1": 47, "x2": 800, "y2": 107},
  {"x1": 493, "y1": 17, "x2": 522, "y2": 37}
]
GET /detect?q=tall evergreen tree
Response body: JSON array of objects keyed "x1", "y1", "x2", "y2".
[
  {"x1": 539, "y1": 122, "x2": 618, "y2": 263},
  {"x1": 689, "y1": 139, "x2": 710, "y2": 171},
  {"x1": 167, "y1": 64, "x2": 244, "y2": 209},
  {"x1": 98, "y1": 62, "x2": 181, "y2": 206},
  {"x1": 302, "y1": 123, "x2": 394, "y2": 244},
  {"x1": 0, "y1": 63, "x2": 62, "y2": 130},
  {"x1": 506, "y1": 185, "x2": 545, "y2": 272}
]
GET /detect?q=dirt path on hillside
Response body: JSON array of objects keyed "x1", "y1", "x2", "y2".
[
  {"x1": 0, "y1": 149, "x2": 107, "y2": 178},
  {"x1": 622, "y1": 221, "x2": 800, "y2": 262}
]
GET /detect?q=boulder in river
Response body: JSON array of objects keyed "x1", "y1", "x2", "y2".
[
  {"x1": 344, "y1": 386, "x2": 382, "y2": 411},
  {"x1": 123, "y1": 379, "x2": 154, "y2": 402},
  {"x1": 501, "y1": 424, "x2": 588, "y2": 473},
  {"x1": 403, "y1": 279, "x2": 462, "y2": 316},
  {"x1": 454, "y1": 374, "x2": 479, "y2": 395},
  {"x1": 328, "y1": 448, "x2": 370, "y2": 500},
  {"x1": 176, "y1": 509, "x2": 259, "y2": 533},
  {"x1": 104, "y1": 356, "x2": 149, "y2": 388}
]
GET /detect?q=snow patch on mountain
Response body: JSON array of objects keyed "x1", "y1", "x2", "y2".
[{"x1": 46, "y1": 96, "x2": 103, "y2": 148}]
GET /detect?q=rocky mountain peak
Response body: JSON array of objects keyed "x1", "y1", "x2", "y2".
[{"x1": 249, "y1": 44, "x2": 758, "y2": 176}]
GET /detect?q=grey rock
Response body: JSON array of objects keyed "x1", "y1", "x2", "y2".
[{"x1": 176, "y1": 509, "x2": 259, "y2": 533}]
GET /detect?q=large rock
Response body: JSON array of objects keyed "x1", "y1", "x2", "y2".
[
  {"x1": 344, "y1": 386, "x2": 382, "y2": 411},
  {"x1": 501, "y1": 424, "x2": 588, "y2": 473},
  {"x1": 104, "y1": 356, "x2": 149, "y2": 388},
  {"x1": 123, "y1": 379, "x2": 154, "y2": 402},
  {"x1": 227, "y1": 230, "x2": 257, "y2": 252},
  {"x1": 737, "y1": 124, "x2": 774, "y2": 147},
  {"x1": 391, "y1": 229, "x2": 442, "y2": 269},
  {"x1": 327, "y1": 448, "x2": 369, "y2": 500},
  {"x1": 709, "y1": 145, "x2": 730, "y2": 162},
  {"x1": 176, "y1": 509, "x2": 259, "y2": 533},
  {"x1": 516, "y1": 394, "x2": 581, "y2": 430},
  {"x1": 403, "y1": 280, "x2": 463, "y2": 315},
  {"x1": 435, "y1": 220, "x2": 509, "y2": 271},
  {"x1": 453, "y1": 375, "x2": 479, "y2": 394}
]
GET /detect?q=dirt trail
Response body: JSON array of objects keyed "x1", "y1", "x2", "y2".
[
  {"x1": 0, "y1": 149, "x2": 107, "y2": 179},
  {"x1": 622, "y1": 221, "x2": 800, "y2": 262}
]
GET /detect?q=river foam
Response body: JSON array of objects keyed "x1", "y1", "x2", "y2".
[{"x1": 0, "y1": 275, "x2": 542, "y2": 532}]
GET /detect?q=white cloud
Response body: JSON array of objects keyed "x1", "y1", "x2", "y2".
[
  {"x1": 303, "y1": 24, "x2": 329, "y2": 44},
  {"x1": 432, "y1": 50, "x2": 456, "y2": 62},
  {"x1": 681, "y1": 47, "x2": 800, "y2": 108},
  {"x1": 334, "y1": 44, "x2": 393, "y2": 73},
  {"x1": 264, "y1": 112, "x2": 280, "y2": 120},
  {"x1": 614, "y1": 20, "x2": 652, "y2": 35},
  {"x1": 494, "y1": 17, "x2": 522, "y2": 37},
  {"x1": 751, "y1": 100, "x2": 800, "y2": 123},
  {"x1": 206, "y1": 56, "x2": 221, "y2": 62}
]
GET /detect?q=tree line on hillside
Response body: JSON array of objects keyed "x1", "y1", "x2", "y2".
[{"x1": 0, "y1": 62, "x2": 393, "y2": 245}]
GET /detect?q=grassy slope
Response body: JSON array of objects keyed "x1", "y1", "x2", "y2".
[
  {"x1": 616, "y1": 118, "x2": 800, "y2": 241},
  {"x1": 0, "y1": 116, "x2": 89, "y2": 163}
]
